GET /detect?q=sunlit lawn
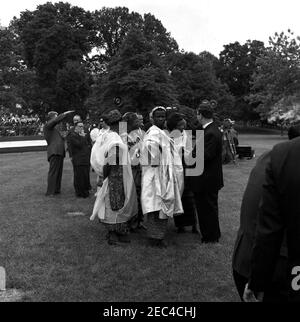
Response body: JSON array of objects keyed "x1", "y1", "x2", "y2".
[{"x1": 0, "y1": 133, "x2": 287, "y2": 302}]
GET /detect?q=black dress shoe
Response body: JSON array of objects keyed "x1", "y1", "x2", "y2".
[
  {"x1": 148, "y1": 238, "x2": 167, "y2": 248},
  {"x1": 148, "y1": 238, "x2": 157, "y2": 247},
  {"x1": 201, "y1": 238, "x2": 219, "y2": 244},
  {"x1": 76, "y1": 193, "x2": 89, "y2": 198},
  {"x1": 177, "y1": 227, "x2": 186, "y2": 233},
  {"x1": 192, "y1": 226, "x2": 198, "y2": 234},
  {"x1": 117, "y1": 234, "x2": 131, "y2": 243},
  {"x1": 156, "y1": 239, "x2": 167, "y2": 249},
  {"x1": 107, "y1": 232, "x2": 118, "y2": 245}
]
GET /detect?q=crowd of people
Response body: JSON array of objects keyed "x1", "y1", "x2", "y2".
[
  {"x1": 42, "y1": 100, "x2": 300, "y2": 302},
  {"x1": 0, "y1": 112, "x2": 43, "y2": 136},
  {"x1": 43, "y1": 100, "x2": 223, "y2": 249}
]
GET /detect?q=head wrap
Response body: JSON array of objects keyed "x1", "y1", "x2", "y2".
[
  {"x1": 106, "y1": 109, "x2": 122, "y2": 125},
  {"x1": 149, "y1": 106, "x2": 166, "y2": 119},
  {"x1": 122, "y1": 112, "x2": 138, "y2": 122}
]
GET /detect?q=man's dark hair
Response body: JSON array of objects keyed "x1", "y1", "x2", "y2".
[
  {"x1": 197, "y1": 100, "x2": 214, "y2": 119},
  {"x1": 197, "y1": 107, "x2": 213, "y2": 119},
  {"x1": 288, "y1": 123, "x2": 300, "y2": 140}
]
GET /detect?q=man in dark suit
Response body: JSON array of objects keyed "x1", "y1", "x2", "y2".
[
  {"x1": 243, "y1": 126, "x2": 300, "y2": 302},
  {"x1": 44, "y1": 110, "x2": 74, "y2": 196},
  {"x1": 67, "y1": 121, "x2": 91, "y2": 198},
  {"x1": 190, "y1": 100, "x2": 223, "y2": 243},
  {"x1": 66, "y1": 115, "x2": 83, "y2": 159},
  {"x1": 233, "y1": 125, "x2": 300, "y2": 302},
  {"x1": 66, "y1": 114, "x2": 92, "y2": 188}
]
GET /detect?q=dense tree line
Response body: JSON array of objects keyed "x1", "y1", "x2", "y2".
[{"x1": 1, "y1": 1, "x2": 300, "y2": 124}]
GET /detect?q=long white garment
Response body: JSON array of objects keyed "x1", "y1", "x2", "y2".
[
  {"x1": 90, "y1": 130, "x2": 138, "y2": 223},
  {"x1": 172, "y1": 130, "x2": 193, "y2": 195},
  {"x1": 140, "y1": 125, "x2": 183, "y2": 219}
]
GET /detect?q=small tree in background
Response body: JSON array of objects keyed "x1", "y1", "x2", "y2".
[
  {"x1": 166, "y1": 51, "x2": 234, "y2": 118},
  {"x1": 249, "y1": 30, "x2": 300, "y2": 119},
  {"x1": 92, "y1": 7, "x2": 178, "y2": 66},
  {"x1": 217, "y1": 40, "x2": 266, "y2": 122},
  {"x1": 56, "y1": 61, "x2": 91, "y2": 117},
  {"x1": 11, "y1": 2, "x2": 96, "y2": 114}
]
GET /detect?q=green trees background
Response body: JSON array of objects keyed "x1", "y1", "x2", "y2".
[{"x1": 1, "y1": 1, "x2": 300, "y2": 124}]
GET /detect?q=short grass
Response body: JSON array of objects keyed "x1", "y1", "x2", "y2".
[{"x1": 0, "y1": 134, "x2": 286, "y2": 302}]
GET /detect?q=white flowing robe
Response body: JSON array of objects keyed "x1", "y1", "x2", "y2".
[
  {"x1": 140, "y1": 125, "x2": 183, "y2": 219},
  {"x1": 172, "y1": 130, "x2": 193, "y2": 195},
  {"x1": 90, "y1": 130, "x2": 138, "y2": 223}
]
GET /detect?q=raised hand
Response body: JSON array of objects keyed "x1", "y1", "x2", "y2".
[
  {"x1": 243, "y1": 283, "x2": 264, "y2": 302},
  {"x1": 64, "y1": 110, "x2": 75, "y2": 115}
]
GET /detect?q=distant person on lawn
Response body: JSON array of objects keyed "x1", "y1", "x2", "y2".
[{"x1": 44, "y1": 110, "x2": 74, "y2": 196}]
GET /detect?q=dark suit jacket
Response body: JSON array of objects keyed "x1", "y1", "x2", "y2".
[
  {"x1": 249, "y1": 137, "x2": 300, "y2": 299},
  {"x1": 66, "y1": 126, "x2": 91, "y2": 158},
  {"x1": 67, "y1": 131, "x2": 91, "y2": 166},
  {"x1": 232, "y1": 151, "x2": 271, "y2": 278},
  {"x1": 190, "y1": 121, "x2": 224, "y2": 192},
  {"x1": 44, "y1": 113, "x2": 68, "y2": 161}
]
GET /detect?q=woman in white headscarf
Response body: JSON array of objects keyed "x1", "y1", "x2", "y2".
[{"x1": 90, "y1": 110, "x2": 138, "y2": 245}]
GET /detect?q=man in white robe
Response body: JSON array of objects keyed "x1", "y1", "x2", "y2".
[{"x1": 140, "y1": 106, "x2": 183, "y2": 248}]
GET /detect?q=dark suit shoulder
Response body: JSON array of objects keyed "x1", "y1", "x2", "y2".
[
  {"x1": 271, "y1": 136, "x2": 300, "y2": 156},
  {"x1": 205, "y1": 122, "x2": 222, "y2": 137},
  {"x1": 255, "y1": 150, "x2": 271, "y2": 164},
  {"x1": 269, "y1": 138, "x2": 300, "y2": 169},
  {"x1": 205, "y1": 122, "x2": 219, "y2": 131}
]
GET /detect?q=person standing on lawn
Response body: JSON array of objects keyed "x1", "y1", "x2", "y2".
[
  {"x1": 189, "y1": 100, "x2": 223, "y2": 243},
  {"x1": 44, "y1": 110, "x2": 74, "y2": 196},
  {"x1": 233, "y1": 124, "x2": 300, "y2": 302},
  {"x1": 166, "y1": 112, "x2": 197, "y2": 234},
  {"x1": 67, "y1": 121, "x2": 92, "y2": 198},
  {"x1": 140, "y1": 106, "x2": 183, "y2": 248},
  {"x1": 90, "y1": 109, "x2": 138, "y2": 245},
  {"x1": 121, "y1": 112, "x2": 146, "y2": 231}
]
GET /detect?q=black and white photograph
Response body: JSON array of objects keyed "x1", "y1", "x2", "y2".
[{"x1": 1, "y1": 0, "x2": 300, "y2": 309}]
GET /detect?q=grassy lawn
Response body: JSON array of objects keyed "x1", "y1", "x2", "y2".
[{"x1": 0, "y1": 133, "x2": 287, "y2": 302}]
